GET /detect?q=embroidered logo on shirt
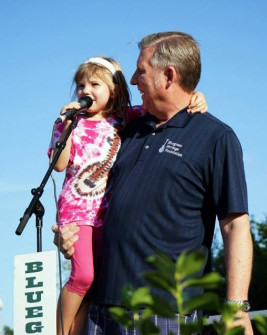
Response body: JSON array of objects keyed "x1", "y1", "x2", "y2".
[
  {"x1": 159, "y1": 139, "x2": 169, "y2": 153},
  {"x1": 159, "y1": 139, "x2": 183, "y2": 157}
]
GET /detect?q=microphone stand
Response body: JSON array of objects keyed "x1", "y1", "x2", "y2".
[{"x1": 15, "y1": 115, "x2": 79, "y2": 252}]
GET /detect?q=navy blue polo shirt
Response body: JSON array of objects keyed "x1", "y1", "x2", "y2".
[{"x1": 93, "y1": 108, "x2": 248, "y2": 307}]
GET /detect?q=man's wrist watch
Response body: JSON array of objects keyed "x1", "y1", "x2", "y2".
[{"x1": 225, "y1": 299, "x2": 251, "y2": 313}]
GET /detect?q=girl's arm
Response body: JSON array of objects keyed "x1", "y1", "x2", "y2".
[
  {"x1": 52, "y1": 120, "x2": 72, "y2": 172},
  {"x1": 188, "y1": 91, "x2": 208, "y2": 114},
  {"x1": 51, "y1": 102, "x2": 80, "y2": 172}
]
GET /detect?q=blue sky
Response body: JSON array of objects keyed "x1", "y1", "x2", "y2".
[{"x1": 0, "y1": 0, "x2": 266, "y2": 329}]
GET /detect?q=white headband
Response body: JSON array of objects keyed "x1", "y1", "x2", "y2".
[{"x1": 84, "y1": 57, "x2": 116, "y2": 75}]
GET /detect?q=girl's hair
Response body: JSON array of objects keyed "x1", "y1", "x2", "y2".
[{"x1": 73, "y1": 57, "x2": 131, "y2": 122}]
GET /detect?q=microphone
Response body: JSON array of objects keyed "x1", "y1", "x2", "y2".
[{"x1": 55, "y1": 96, "x2": 93, "y2": 124}]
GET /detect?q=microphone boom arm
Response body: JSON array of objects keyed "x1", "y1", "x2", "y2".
[{"x1": 15, "y1": 116, "x2": 80, "y2": 252}]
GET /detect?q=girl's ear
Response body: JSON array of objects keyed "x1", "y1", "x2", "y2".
[{"x1": 112, "y1": 85, "x2": 120, "y2": 98}]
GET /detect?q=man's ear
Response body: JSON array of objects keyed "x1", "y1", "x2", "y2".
[{"x1": 165, "y1": 66, "x2": 178, "y2": 88}]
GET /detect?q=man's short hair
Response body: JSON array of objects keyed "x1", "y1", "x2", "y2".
[{"x1": 139, "y1": 31, "x2": 201, "y2": 93}]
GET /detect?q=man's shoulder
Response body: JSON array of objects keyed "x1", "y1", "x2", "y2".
[
  {"x1": 191, "y1": 112, "x2": 235, "y2": 138},
  {"x1": 184, "y1": 112, "x2": 243, "y2": 153},
  {"x1": 195, "y1": 112, "x2": 232, "y2": 131}
]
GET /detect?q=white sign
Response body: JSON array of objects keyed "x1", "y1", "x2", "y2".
[{"x1": 14, "y1": 250, "x2": 57, "y2": 334}]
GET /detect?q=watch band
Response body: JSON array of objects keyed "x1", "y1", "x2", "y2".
[{"x1": 225, "y1": 299, "x2": 251, "y2": 313}]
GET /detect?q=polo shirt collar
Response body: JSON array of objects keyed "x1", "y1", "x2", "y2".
[{"x1": 144, "y1": 107, "x2": 193, "y2": 129}]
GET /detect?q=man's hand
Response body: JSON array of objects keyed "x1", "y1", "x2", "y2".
[
  {"x1": 232, "y1": 311, "x2": 254, "y2": 335},
  {"x1": 52, "y1": 222, "x2": 79, "y2": 259}
]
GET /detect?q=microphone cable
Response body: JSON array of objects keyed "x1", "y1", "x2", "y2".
[{"x1": 49, "y1": 123, "x2": 65, "y2": 335}]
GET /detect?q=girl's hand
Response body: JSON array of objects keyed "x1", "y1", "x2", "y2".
[
  {"x1": 188, "y1": 91, "x2": 208, "y2": 114},
  {"x1": 60, "y1": 101, "x2": 82, "y2": 126},
  {"x1": 60, "y1": 101, "x2": 81, "y2": 116}
]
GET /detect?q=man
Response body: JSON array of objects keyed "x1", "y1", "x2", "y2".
[{"x1": 54, "y1": 31, "x2": 253, "y2": 334}]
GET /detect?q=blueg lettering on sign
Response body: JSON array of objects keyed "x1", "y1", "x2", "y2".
[{"x1": 25, "y1": 262, "x2": 44, "y2": 333}]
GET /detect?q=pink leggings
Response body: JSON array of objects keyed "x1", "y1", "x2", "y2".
[{"x1": 66, "y1": 225, "x2": 102, "y2": 296}]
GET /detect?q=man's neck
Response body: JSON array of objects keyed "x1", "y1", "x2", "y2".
[
  {"x1": 155, "y1": 97, "x2": 193, "y2": 127},
  {"x1": 154, "y1": 105, "x2": 186, "y2": 127},
  {"x1": 156, "y1": 86, "x2": 193, "y2": 121}
]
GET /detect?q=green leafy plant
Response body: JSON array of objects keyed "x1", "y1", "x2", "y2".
[
  {"x1": 109, "y1": 250, "x2": 267, "y2": 334},
  {"x1": 253, "y1": 314, "x2": 267, "y2": 335}
]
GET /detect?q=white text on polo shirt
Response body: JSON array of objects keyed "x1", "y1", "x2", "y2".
[{"x1": 159, "y1": 140, "x2": 183, "y2": 157}]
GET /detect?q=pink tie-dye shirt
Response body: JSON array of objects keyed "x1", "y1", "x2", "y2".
[{"x1": 49, "y1": 106, "x2": 145, "y2": 227}]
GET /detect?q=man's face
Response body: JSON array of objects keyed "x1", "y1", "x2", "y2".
[{"x1": 130, "y1": 47, "x2": 165, "y2": 116}]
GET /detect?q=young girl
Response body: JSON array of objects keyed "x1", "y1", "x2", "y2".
[{"x1": 50, "y1": 56, "x2": 207, "y2": 335}]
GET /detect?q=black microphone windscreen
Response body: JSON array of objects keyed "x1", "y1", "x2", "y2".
[{"x1": 79, "y1": 96, "x2": 93, "y2": 109}]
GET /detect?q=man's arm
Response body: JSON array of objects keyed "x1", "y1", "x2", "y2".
[
  {"x1": 219, "y1": 213, "x2": 253, "y2": 335},
  {"x1": 52, "y1": 222, "x2": 79, "y2": 259}
]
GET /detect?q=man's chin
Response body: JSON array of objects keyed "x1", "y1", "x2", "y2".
[{"x1": 142, "y1": 105, "x2": 148, "y2": 113}]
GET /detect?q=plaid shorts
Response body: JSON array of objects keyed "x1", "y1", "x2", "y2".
[{"x1": 84, "y1": 303, "x2": 198, "y2": 335}]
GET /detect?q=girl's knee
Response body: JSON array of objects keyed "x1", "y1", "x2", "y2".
[{"x1": 69, "y1": 272, "x2": 94, "y2": 293}]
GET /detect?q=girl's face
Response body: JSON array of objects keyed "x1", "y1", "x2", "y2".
[{"x1": 77, "y1": 75, "x2": 112, "y2": 119}]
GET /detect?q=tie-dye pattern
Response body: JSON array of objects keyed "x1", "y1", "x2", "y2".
[
  {"x1": 49, "y1": 106, "x2": 145, "y2": 227},
  {"x1": 51, "y1": 116, "x2": 121, "y2": 227}
]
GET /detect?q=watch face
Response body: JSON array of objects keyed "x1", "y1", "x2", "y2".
[{"x1": 243, "y1": 300, "x2": 251, "y2": 313}]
